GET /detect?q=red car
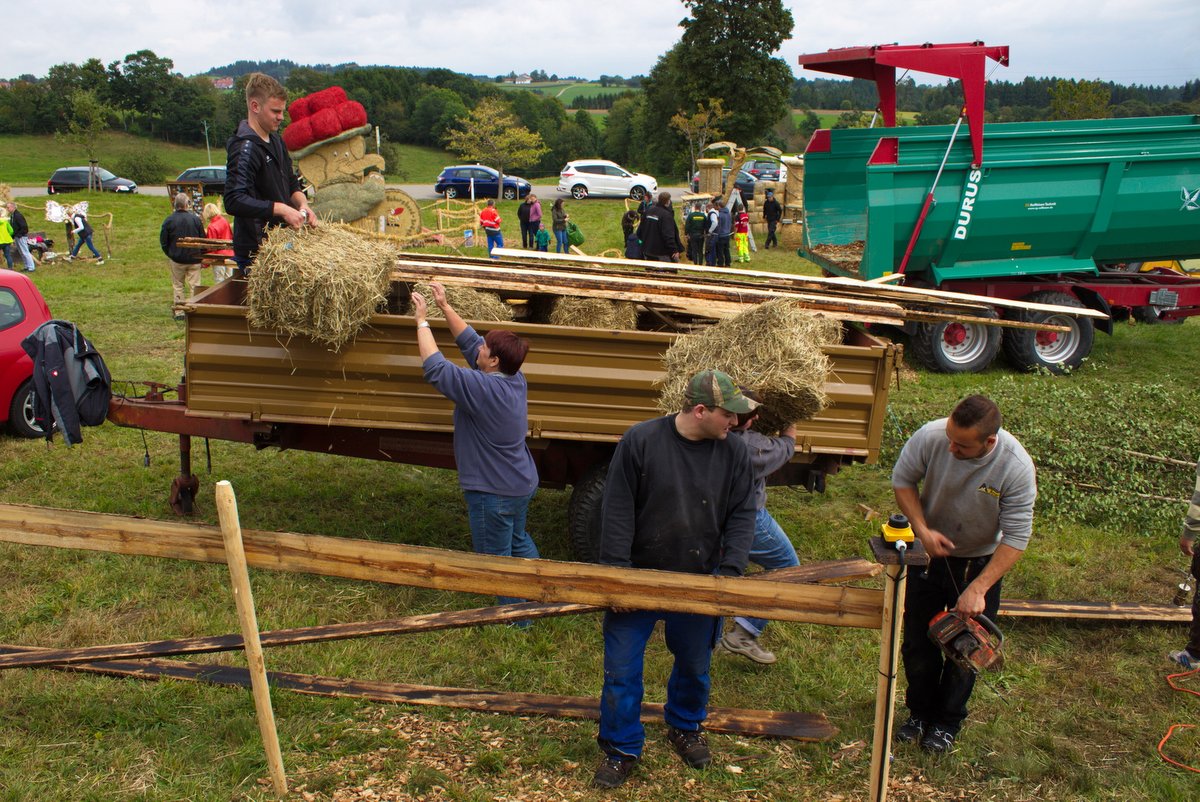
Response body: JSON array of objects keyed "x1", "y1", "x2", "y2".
[{"x1": 0, "y1": 270, "x2": 53, "y2": 437}]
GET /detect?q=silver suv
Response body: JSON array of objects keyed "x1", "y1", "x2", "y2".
[{"x1": 558, "y1": 159, "x2": 657, "y2": 200}]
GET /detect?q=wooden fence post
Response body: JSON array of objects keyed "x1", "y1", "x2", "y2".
[
  {"x1": 215, "y1": 481, "x2": 288, "y2": 797},
  {"x1": 868, "y1": 537, "x2": 928, "y2": 802}
]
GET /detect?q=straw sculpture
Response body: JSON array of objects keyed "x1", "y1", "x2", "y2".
[
  {"x1": 406, "y1": 282, "x2": 513, "y2": 322},
  {"x1": 657, "y1": 299, "x2": 843, "y2": 432},
  {"x1": 246, "y1": 225, "x2": 397, "y2": 350},
  {"x1": 543, "y1": 297, "x2": 639, "y2": 330}
]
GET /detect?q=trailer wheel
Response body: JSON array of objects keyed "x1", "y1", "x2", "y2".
[
  {"x1": 1002, "y1": 291, "x2": 1095, "y2": 373},
  {"x1": 567, "y1": 463, "x2": 608, "y2": 562},
  {"x1": 909, "y1": 315, "x2": 1001, "y2": 374}
]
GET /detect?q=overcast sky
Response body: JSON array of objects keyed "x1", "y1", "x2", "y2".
[{"x1": 5, "y1": 0, "x2": 1197, "y2": 87}]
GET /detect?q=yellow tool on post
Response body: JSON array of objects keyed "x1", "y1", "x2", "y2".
[{"x1": 881, "y1": 513, "x2": 914, "y2": 562}]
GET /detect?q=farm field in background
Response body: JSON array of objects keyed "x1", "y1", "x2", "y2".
[{"x1": 0, "y1": 186, "x2": 1198, "y2": 799}]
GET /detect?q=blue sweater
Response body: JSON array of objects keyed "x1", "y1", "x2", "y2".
[{"x1": 422, "y1": 326, "x2": 538, "y2": 496}]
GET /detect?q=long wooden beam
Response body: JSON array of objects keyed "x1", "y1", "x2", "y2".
[
  {"x1": 0, "y1": 646, "x2": 836, "y2": 741},
  {"x1": 998, "y1": 599, "x2": 1190, "y2": 622},
  {"x1": 0, "y1": 504, "x2": 885, "y2": 629},
  {"x1": 492, "y1": 248, "x2": 1109, "y2": 320},
  {"x1": 0, "y1": 559, "x2": 881, "y2": 672}
]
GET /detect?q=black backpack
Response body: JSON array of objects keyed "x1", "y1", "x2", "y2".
[{"x1": 21, "y1": 320, "x2": 112, "y2": 445}]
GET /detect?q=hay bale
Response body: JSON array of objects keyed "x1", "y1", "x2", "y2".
[
  {"x1": 656, "y1": 299, "x2": 843, "y2": 432},
  {"x1": 246, "y1": 225, "x2": 396, "y2": 350},
  {"x1": 408, "y1": 282, "x2": 513, "y2": 322},
  {"x1": 545, "y1": 297, "x2": 638, "y2": 330}
]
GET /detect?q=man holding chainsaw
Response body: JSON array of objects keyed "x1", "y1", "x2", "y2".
[{"x1": 892, "y1": 395, "x2": 1036, "y2": 753}]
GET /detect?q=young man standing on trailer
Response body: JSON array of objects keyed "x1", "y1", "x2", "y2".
[
  {"x1": 224, "y1": 73, "x2": 315, "y2": 276},
  {"x1": 892, "y1": 394, "x2": 1036, "y2": 753}
]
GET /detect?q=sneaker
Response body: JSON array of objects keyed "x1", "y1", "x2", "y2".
[
  {"x1": 96, "y1": 259, "x2": 104, "y2": 266},
  {"x1": 591, "y1": 754, "x2": 637, "y2": 789},
  {"x1": 920, "y1": 725, "x2": 956, "y2": 754},
  {"x1": 720, "y1": 624, "x2": 777, "y2": 665},
  {"x1": 895, "y1": 715, "x2": 926, "y2": 744},
  {"x1": 666, "y1": 726, "x2": 711, "y2": 768},
  {"x1": 173, "y1": 313, "x2": 186, "y2": 322},
  {"x1": 1168, "y1": 649, "x2": 1200, "y2": 670}
]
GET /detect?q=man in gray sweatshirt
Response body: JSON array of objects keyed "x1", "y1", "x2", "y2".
[{"x1": 891, "y1": 395, "x2": 1036, "y2": 753}]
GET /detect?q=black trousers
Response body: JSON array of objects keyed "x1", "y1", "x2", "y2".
[
  {"x1": 901, "y1": 554, "x2": 1002, "y2": 734},
  {"x1": 1188, "y1": 549, "x2": 1200, "y2": 656},
  {"x1": 717, "y1": 235, "x2": 732, "y2": 267},
  {"x1": 765, "y1": 221, "x2": 778, "y2": 248},
  {"x1": 519, "y1": 220, "x2": 535, "y2": 248}
]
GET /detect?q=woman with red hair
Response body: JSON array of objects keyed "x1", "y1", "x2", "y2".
[{"x1": 411, "y1": 282, "x2": 539, "y2": 607}]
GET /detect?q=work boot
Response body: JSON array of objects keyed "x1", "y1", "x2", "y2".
[
  {"x1": 591, "y1": 754, "x2": 637, "y2": 788},
  {"x1": 920, "y1": 725, "x2": 956, "y2": 754},
  {"x1": 666, "y1": 726, "x2": 711, "y2": 768},
  {"x1": 895, "y1": 715, "x2": 926, "y2": 744},
  {"x1": 720, "y1": 624, "x2": 777, "y2": 664}
]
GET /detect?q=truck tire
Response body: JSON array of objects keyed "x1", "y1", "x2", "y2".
[
  {"x1": 909, "y1": 315, "x2": 1001, "y2": 373},
  {"x1": 8, "y1": 380, "x2": 44, "y2": 439},
  {"x1": 1132, "y1": 305, "x2": 1185, "y2": 325},
  {"x1": 567, "y1": 463, "x2": 608, "y2": 562},
  {"x1": 1002, "y1": 291, "x2": 1095, "y2": 373}
]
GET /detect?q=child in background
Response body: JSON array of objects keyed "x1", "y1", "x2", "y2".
[
  {"x1": 534, "y1": 221, "x2": 550, "y2": 252},
  {"x1": 733, "y1": 209, "x2": 751, "y2": 263}
]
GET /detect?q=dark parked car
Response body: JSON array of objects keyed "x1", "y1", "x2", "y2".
[
  {"x1": 690, "y1": 168, "x2": 757, "y2": 199},
  {"x1": 744, "y1": 160, "x2": 781, "y2": 182},
  {"x1": 46, "y1": 166, "x2": 137, "y2": 194},
  {"x1": 174, "y1": 166, "x2": 227, "y2": 195},
  {"x1": 434, "y1": 165, "x2": 531, "y2": 200}
]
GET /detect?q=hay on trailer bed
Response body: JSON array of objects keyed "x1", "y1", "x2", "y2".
[
  {"x1": 543, "y1": 296, "x2": 639, "y2": 330},
  {"x1": 657, "y1": 299, "x2": 843, "y2": 433},
  {"x1": 406, "y1": 282, "x2": 513, "y2": 322},
  {"x1": 246, "y1": 225, "x2": 396, "y2": 350}
]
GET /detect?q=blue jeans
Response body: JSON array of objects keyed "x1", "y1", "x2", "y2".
[
  {"x1": 734, "y1": 509, "x2": 800, "y2": 637},
  {"x1": 463, "y1": 489, "x2": 539, "y2": 605},
  {"x1": 485, "y1": 230, "x2": 503, "y2": 258},
  {"x1": 598, "y1": 609, "x2": 719, "y2": 758},
  {"x1": 71, "y1": 232, "x2": 101, "y2": 258},
  {"x1": 554, "y1": 229, "x2": 569, "y2": 252},
  {"x1": 1, "y1": 242, "x2": 10, "y2": 269},
  {"x1": 15, "y1": 236, "x2": 35, "y2": 270}
]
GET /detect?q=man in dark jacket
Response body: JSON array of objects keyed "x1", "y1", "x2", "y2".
[
  {"x1": 635, "y1": 192, "x2": 683, "y2": 263},
  {"x1": 762, "y1": 189, "x2": 783, "y2": 249},
  {"x1": 224, "y1": 72, "x2": 315, "y2": 276},
  {"x1": 160, "y1": 192, "x2": 206, "y2": 321},
  {"x1": 6, "y1": 202, "x2": 36, "y2": 272},
  {"x1": 590, "y1": 369, "x2": 757, "y2": 789}
]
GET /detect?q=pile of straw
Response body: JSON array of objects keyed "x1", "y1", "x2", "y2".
[
  {"x1": 657, "y1": 299, "x2": 843, "y2": 432},
  {"x1": 246, "y1": 225, "x2": 396, "y2": 350},
  {"x1": 407, "y1": 282, "x2": 513, "y2": 322},
  {"x1": 544, "y1": 297, "x2": 638, "y2": 330}
]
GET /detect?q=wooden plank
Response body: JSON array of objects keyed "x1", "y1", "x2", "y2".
[
  {"x1": 0, "y1": 560, "x2": 880, "y2": 671},
  {"x1": 0, "y1": 504, "x2": 886, "y2": 629},
  {"x1": 0, "y1": 602, "x2": 598, "y2": 670},
  {"x1": 998, "y1": 599, "x2": 1191, "y2": 622},
  {"x1": 869, "y1": 563, "x2": 906, "y2": 802},
  {"x1": 0, "y1": 646, "x2": 837, "y2": 741},
  {"x1": 490, "y1": 248, "x2": 1109, "y2": 319}
]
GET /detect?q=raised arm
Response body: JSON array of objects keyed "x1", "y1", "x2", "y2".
[{"x1": 430, "y1": 281, "x2": 468, "y2": 338}]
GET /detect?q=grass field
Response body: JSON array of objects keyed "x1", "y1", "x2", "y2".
[
  {"x1": 493, "y1": 81, "x2": 637, "y2": 105},
  {"x1": 1, "y1": 189, "x2": 1199, "y2": 800},
  {"x1": 798, "y1": 109, "x2": 922, "y2": 128}
]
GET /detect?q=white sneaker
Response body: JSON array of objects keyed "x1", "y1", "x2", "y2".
[{"x1": 1168, "y1": 649, "x2": 1200, "y2": 670}]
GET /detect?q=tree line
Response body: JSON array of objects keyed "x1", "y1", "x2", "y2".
[{"x1": 2, "y1": 0, "x2": 1197, "y2": 183}]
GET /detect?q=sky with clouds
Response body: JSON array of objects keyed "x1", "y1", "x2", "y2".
[{"x1": 5, "y1": 0, "x2": 1197, "y2": 87}]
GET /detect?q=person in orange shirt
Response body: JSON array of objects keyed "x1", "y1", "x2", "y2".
[
  {"x1": 479, "y1": 199, "x2": 503, "y2": 259},
  {"x1": 202, "y1": 203, "x2": 235, "y2": 282}
]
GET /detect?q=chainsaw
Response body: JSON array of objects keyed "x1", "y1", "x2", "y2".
[{"x1": 927, "y1": 611, "x2": 1004, "y2": 674}]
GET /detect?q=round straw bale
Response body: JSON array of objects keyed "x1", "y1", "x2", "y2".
[
  {"x1": 656, "y1": 299, "x2": 842, "y2": 432},
  {"x1": 245, "y1": 225, "x2": 397, "y2": 350},
  {"x1": 542, "y1": 297, "x2": 638, "y2": 330},
  {"x1": 407, "y1": 282, "x2": 513, "y2": 322}
]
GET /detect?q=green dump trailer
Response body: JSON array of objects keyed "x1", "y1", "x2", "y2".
[{"x1": 797, "y1": 43, "x2": 1200, "y2": 373}]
